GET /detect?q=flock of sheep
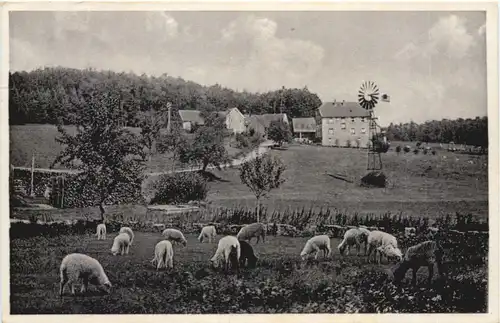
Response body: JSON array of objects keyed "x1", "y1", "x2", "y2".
[{"x1": 59, "y1": 222, "x2": 444, "y2": 297}]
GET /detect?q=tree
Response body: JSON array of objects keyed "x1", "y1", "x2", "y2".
[
  {"x1": 51, "y1": 81, "x2": 146, "y2": 221},
  {"x1": 266, "y1": 119, "x2": 292, "y2": 147},
  {"x1": 157, "y1": 126, "x2": 189, "y2": 171},
  {"x1": 179, "y1": 114, "x2": 230, "y2": 172},
  {"x1": 239, "y1": 154, "x2": 286, "y2": 223}
]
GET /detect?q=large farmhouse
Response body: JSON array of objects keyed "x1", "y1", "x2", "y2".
[{"x1": 315, "y1": 100, "x2": 371, "y2": 148}]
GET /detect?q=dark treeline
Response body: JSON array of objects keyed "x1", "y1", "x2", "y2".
[
  {"x1": 384, "y1": 118, "x2": 488, "y2": 148},
  {"x1": 9, "y1": 67, "x2": 322, "y2": 126}
]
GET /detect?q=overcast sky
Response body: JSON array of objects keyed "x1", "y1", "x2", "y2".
[{"x1": 10, "y1": 11, "x2": 487, "y2": 125}]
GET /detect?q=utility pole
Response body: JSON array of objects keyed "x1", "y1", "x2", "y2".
[
  {"x1": 30, "y1": 154, "x2": 35, "y2": 197},
  {"x1": 166, "y1": 101, "x2": 172, "y2": 134}
]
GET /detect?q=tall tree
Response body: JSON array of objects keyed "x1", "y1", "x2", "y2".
[
  {"x1": 179, "y1": 113, "x2": 230, "y2": 172},
  {"x1": 51, "y1": 81, "x2": 146, "y2": 221}
]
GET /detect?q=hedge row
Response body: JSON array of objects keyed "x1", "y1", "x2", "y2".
[{"x1": 11, "y1": 169, "x2": 145, "y2": 208}]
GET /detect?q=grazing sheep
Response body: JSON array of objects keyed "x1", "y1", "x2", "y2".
[
  {"x1": 366, "y1": 230, "x2": 399, "y2": 263},
  {"x1": 238, "y1": 240, "x2": 258, "y2": 268},
  {"x1": 300, "y1": 235, "x2": 332, "y2": 261},
  {"x1": 59, "y1": 253, "x2": 112, "y2": 297},
  {"x1": 338, "y1": 228, "x2": 370, "y2": 256},
  {"x1": 198, "y1": 225, "x2": 217, "y2": 243},
  {"x1": 151, "y1": 240, "x2": 174, "y2": 270},
  {"x1": 162, "y1": 228, "x2": 188, "y2": 246},
  {"x1": 95, "y1": 223, "x2": 106, "y2": 240},
  {"x1": 210, "y1": 236, "x2": 241, "y2": 272},
  {"x1": 119, "y1": 227, "x2": 135, "y2": 246},
  {"x1": 393, "y1": 240, "x2": 444, "y2": 286},
  {"x1": 111, "y1": 233, "x2": 131, "y2": 256},
  {"x1": 404, "y1": 227, "x2": 416, "y2": 238},
  {"x1": 376, "y1": 244, "x2": 403, "y2": 264},
  {"x1": 236, "y1": 223, "x2": 266, "y2": 244}
]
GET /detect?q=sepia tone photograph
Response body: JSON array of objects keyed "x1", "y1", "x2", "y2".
[{"x1": 3, "y1": 2, "x2": 499, "y2": 319}]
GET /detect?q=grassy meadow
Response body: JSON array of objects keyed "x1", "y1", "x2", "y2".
[
  {"x1": 9, "y1": 124, "x2": 242, "y2": 172},
  {"x1": 10, "y1": 231, "x2": 487, "y2": 314}
]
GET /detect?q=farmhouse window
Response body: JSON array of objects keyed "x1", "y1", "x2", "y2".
[
  {"x1": 328, "y1": 119, "x2": 334, "y2": 124},
  {"x1": 341, "y1": 122, "x2": 346, "y2": 130},
  {"x1": 361, "y1": 128, "x2": 366, "y2": 134},
  {"x1": 361, "y1": 118, "x2": 366, "y2": 122},
  {"x1": 351, "y1": 118, "x2": 355, "y2": 123},
  {"x1": 328, "y1": 129, "x2": 334, "y2": 135},
  {"x1": 350, "y1": 128, "x2": 356, "y2": 135}
]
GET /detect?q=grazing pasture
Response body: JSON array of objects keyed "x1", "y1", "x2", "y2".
[
  {"x1": 9, "y1": 124, "x2": 242, "y2": 172},
  {"x1": 205, "y1": 145, "x2": 488, "y2": 217},
  {"x1": 10, "y1": 231, "x2": 487, "y2": 314}
]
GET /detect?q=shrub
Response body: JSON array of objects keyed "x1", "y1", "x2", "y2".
[
  {"x1": 413, "y1": 148, "x2": 419, "y2": 154},
  {"x1": 395, "y1": 145, "x2": 402, "y2": 154},
  {"x1": 403, "y1": 146, "x2": 411, "y2": 153},
  {"x1": 150, "y1": 172, "x2": 208, "y2": 205}
]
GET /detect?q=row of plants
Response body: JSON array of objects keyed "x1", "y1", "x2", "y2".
[{"x1": 11, "y1": 205, "x2": 488, "y2": 240}]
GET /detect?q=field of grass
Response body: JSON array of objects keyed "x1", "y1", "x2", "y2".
[
  {"x1": 10, "y1": 231, "x2": 487, "y2": 314},
  {"x1": 203, "y1": 144, "x2": 488, "y2": 218},
  {"x1": 10, "y1": 124, "x2": 242, "y2": 172}
]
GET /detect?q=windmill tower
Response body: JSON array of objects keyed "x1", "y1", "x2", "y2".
[{"x1": 358, "y1": 81, "x2": 384, "y2": 171}]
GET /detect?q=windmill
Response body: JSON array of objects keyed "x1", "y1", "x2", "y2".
[{"x1": 358, "y1": 81, "x2": 387, "y2": 172}]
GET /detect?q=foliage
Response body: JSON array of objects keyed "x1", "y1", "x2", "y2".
[
  {"x1": 239, "y1": 154, "x2": 286, "y2": 222},
  {"x1": 234, "y1": 129, "x2": 265, "y2": 151},
  {"x1": 50, "y1": 80, "x2": 146, "y2": 220},
  {"x1": 138, "y1": 107, "x2": 170, "y2": 157},
  {"x1": 9, "y1": 67, "x2": 322, "y2": 126},
  {"x1": 385, "y1": 118, "x2": 488, "y2": 150},
  {"x1": 266, "y1": 120, "x2": 292, "y2": 147},
  {"x1": 150, "y1": 172, "x2": 208, "y2": 205},
  {"x1": 178, "y1": 117, "x2": 230, "y2": 172},
  {"x1": 156, "y1": 127, "x2": 189, "y2": 169}
]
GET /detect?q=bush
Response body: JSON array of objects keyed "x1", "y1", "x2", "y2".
[
  {"x1": 150, "y1": 172, "x2": 208, "y2": 205},
  {"x1": 395, "y1": 145, "x2": 402, "y2": 153}
]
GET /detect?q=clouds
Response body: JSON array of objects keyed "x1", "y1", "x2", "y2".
[
  {"x1": 9, "y1": 11, "x2": 487, "y2": 124},
  {"x1": 389, "y1": 14, "x2": 486, "y2": 123},
  {"x1": 214, "y1": 15, "x2": 325, "y2": 90}
]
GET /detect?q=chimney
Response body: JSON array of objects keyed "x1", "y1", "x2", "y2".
[{"x1": 166, "y1": 102, "x2": 172, "y2": 134}]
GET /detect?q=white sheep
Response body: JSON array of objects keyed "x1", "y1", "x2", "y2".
[
  {"x1": 119, "y1": 226, "x2": 135, "y2": 246},
  {"x1": 151, "y1": 240, "x2": 174, "y2": 270},
  {"x1": 366, "y1": 230, "x2": 399, "y2": 263},
  {"x1": 198, "y1": 225, "x2": 217, "y2": 243},
  {"x1": 236, "y1": 223, "x2": 266, "y2": 244},
  {"x1": 95, "y1": 223, "x2": 107, "y2": 240},
  {"x1": 210, "y1": 236, "x2": 241, "y2": 272},
  {"x1": 111, "y1": 233, "x2": 131, "y2": 256},
  {"x1": 393, "y1": 240, "x2": 444, "y2": 286},
  {"x1": 404, "y1": 227, "x2": 416, "y2": 238},
  {"x1": 59, "y1": 253, "x2": 112, "y2": 296},
  {"x1": 162, "y1": 228, "x2": 188, "y2": 246},
  {"x1": 338, "y1": 228, "x2": 370, "y2": 256},
  {"x1": 300, "y1": 235, "x2": 332, "y2": 261},
  {"x1": 376, "y1": 244, "x2": 403, "y2": 264}
]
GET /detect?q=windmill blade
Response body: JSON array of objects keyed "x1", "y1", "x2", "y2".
[{"x1": 372, "y1": 97, "x2": 379, "y2": 105}]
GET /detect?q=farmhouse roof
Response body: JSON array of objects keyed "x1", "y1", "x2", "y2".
[
  {"x1": 246, "y1": 113, "x2": 288, "y2": 134},
  {"x1": 318, "y1": 101, "x2": 370, "y2": 118},
  {"x1": 292, "y1": 117, "x2": 317, "y2": 133},
  {"x1": 178, "y1": 110, "x2": 205, "y2": 125}
]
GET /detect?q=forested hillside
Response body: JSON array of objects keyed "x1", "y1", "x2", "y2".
[{"x1": 9, "y1": 67, "x2": 323, "y2": 126}]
